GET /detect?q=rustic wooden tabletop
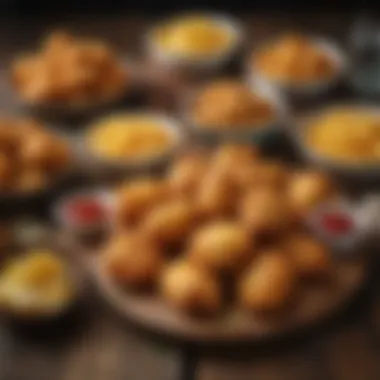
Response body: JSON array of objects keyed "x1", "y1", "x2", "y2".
[{"x1": 0, "y1": 12, "x2": 379, "y2": 380}]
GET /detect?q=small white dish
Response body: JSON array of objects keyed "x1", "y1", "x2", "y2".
[
  {"x1": 76, "y1": 111, "x2": 185, "y2": 176},
  {"x1": 145, "y1": 13, "x2": 244, "y2": 74},
  {"x1": 306, "y1": 199, "x2": 367, "y2": 256},
  {"x1": 53, "y1": 188, "x2": 115, "y2": 237},
  {"x1": 247, "y1": 37, "x2": 347, "y2": 97},
  {"x1": 182, "y1": 77, "x2": 289, "y2": 144}
]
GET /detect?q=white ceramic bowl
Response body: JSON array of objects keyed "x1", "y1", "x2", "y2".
[
  {"x1": 53, "y1": 188, "x2": 115, "y2": 237},
  {"x1": 290, "y1": 103, "x2": 380, "y2": 179},
  {"x1": 76, "y1": 111, "x2": 185, "y2": 176},
  {"x1": 247, "y1": 37, "x2": 348, "y2": 97},
  {"x1": 145, "y1": 13, "x2": 244, "y2": 74},
  {"x1": 182, "y1": 77, "x2": 289, "y2": 144}
]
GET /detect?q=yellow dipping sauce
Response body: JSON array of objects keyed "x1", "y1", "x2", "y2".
[
  {"x1": 306, "y1": 108, "x2": 380, "y2": 163},
  {"x1": 0, "y1": 250, "x2": 75, "y2": 316},
  {"x1": 153, "y1": 15, "x2": 235, "y2": 58},
  {"x1": 87, "y1": 114, "x2": 174, "y2": 160}
]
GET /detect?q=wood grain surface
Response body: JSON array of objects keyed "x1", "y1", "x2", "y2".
[{"x1": 0, "y1": 12, "x2": 379, "y2": 380}]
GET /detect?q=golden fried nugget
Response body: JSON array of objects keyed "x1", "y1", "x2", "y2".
[
  {"x1": 20, "y1": 134, "x2": 70, "y2": 172},
  {"x1": 212, "y1": 144, "x2": 258, "y2": 173},
  {"x1": 11, "y1": 31, "x2": 127, "y2": 105},
  {"x1": 192, "y1": 80, "x2": 274, "y2": 128},
  {"x1": 254, "y1": 34, "x2": 336, "y2": 83},
  {"x1": 288, "y1": 171, "x2": 335, "y2": 216},
  {"x1": 196, "y1": 168, "x2": 237, "y2": 218},
  {"x1": 103, "y1": 232, "x2": 163, "y2": 289},
  {"x1": 285, "y1": 234, "x2": 332, "y2": 277},
  {"x1": 240, "y1": 188, "x2": 295, "y2": 234},
  {"x1": 0, "y1": 152, "x2": 14, "y2": 189},
  {"x1": 238, "y1": 249, "x2": 297, "y2": 313},
  {"x1": 168, "y1": 152, "x2": 207, "y2": 195},
  {"x1": 115, "y1": 179, "x2": 170, "y2": 226},
  {"x1": 159, "y1": 260, "x2": 221, "y2": 315},
  {"x1": 141, "y1": 199, "x2": 198, "y2": 246},
  {"x1": 188, "y1": 221, "x2": 251, "y2": 274},
  {"x1": 16, "y1": 169, "x2": 47, "y2": 192}
]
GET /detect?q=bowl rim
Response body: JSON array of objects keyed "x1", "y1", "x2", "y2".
[
  {"x1": 290, "y1": 102, "x2": 380, "y2": 173},
  {"x1": 246, "y1": 35, "x2": 348, "y2": 94},
  {"x1": 145, "y1": 12, "x2": 244, "y2": 68}
]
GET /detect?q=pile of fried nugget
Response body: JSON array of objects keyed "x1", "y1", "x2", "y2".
[
  {"x1": 102, "y1": 144, "x2": 337, "y2": 317},
  {"x1": 11, "y1": 32, "x2": 127, "y2": 105},
  {"x1": 0, "y1": 118, "x2": 70, "y2": 192}
]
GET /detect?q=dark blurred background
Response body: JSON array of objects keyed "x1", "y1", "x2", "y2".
[{"x1": 0, "y1": 0, "x2": 376, "y2": 14}]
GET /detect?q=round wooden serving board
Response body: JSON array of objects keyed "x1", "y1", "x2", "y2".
[{"x1": 84, "y1": 248, "x2": 368, "y2": 344}]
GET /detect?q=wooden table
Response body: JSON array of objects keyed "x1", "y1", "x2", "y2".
[{"x1": 1, "y1": 12, "x2": 380, "y2": 380}]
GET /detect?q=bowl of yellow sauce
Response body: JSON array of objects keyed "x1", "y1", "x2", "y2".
[
  {"x1": 0, "y1": 250, "x2": 78, "y2": 320},
  {"x1": 146, "y1": 13, "x2": 243, "y2": 72},
  {"x1": 293, "y1": 104, "x2": 380, "y2": 177},
  {"x1": 83, "y1": 112, "x2": 184, "y2": 174}
]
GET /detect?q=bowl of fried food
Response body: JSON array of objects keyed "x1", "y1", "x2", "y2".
[
  {"x1": 183, "y1": 78, "x2": 288, "y2": 143},
  {"x1": 0, "y1": 117, "x2": 73, "y2": 202},
  {"x1": 292, "y1": 104, "x2": 380, "y2": 179},
  {"x1": 0, "y1": 249, "x2": 80, "y2": 322},
  {"x1": 146, "y1": 13, "x2": 243, "y2": 75},
  {"x1": 248, "y1": 34, "x2": 346, "y2": 97},
  {"x1": 10, "y1": 31, "x2": 130, "y2": 120},
  {"x1": 90, "y1": 144, "x2": 366, "y2": 342},
  {"x1": 82, "y1": 111, "x2": 184, "y2": 176}
]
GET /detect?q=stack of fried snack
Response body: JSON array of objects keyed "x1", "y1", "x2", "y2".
[
  {"x1": 11, "y1": 31, "x2": 127, "y2": 105},
  {"x1": 191, "y1": 79, "x2": 274, "y2": 129},
  {"x1": 252, "y1": 34, "x2": 336, "y2": 84},
  {"x1": 102, "y1": 144, "x2": 337, "y2": 317},
  {"x1": 0, "y1": 117, "x2": 70, "y2": 192}
]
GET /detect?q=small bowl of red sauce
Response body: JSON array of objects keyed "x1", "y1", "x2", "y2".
[
  {"x1": 306, "y1": 200, "x2": 366, "y2": 255},
  {"x1": 54, "y1": 189, "x2": 114, "y2": 241}
]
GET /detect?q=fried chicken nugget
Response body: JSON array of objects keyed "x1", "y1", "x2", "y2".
[
  {"x1": 19, "y1": 133, "x2": 70, "y2": 173},
  {"x1": 288, "y1": 171, "x2": 336, "y2": 216},
  {"x1": 285, "y1": 233, "x2": 332, "y2": 277},
  {"x1": 141, "y1": 199, "x2": 198, "y2": 246},
  {"x1": 168, "y1": 152, "x2": 207, "y2": 195},
  {"x1": 115, "y1": 179, "x2": 170, "y2": 226},
  {"x1": 238, "y1": 249, "x2": 297, "y2": 313},
  {"x1": 159, "y1": 260, "x2": 221, "y2": 315},
  {"x1": 188, "y1": 221, "x2": 251, "y2": 274},
  {"x1": 103, "y1": 232, "x2": 163, "y2": 289},
  {"x1": 240, "y1": 188, "x2": 295, "y2": 235}
]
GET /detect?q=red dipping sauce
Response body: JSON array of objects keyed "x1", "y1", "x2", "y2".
[
  {"x1": 64, "y1": 197, "x2": 106, "y2": 225},
  {"x1": 319, "y1": 212, "x2": 355, "y2": 235}
]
